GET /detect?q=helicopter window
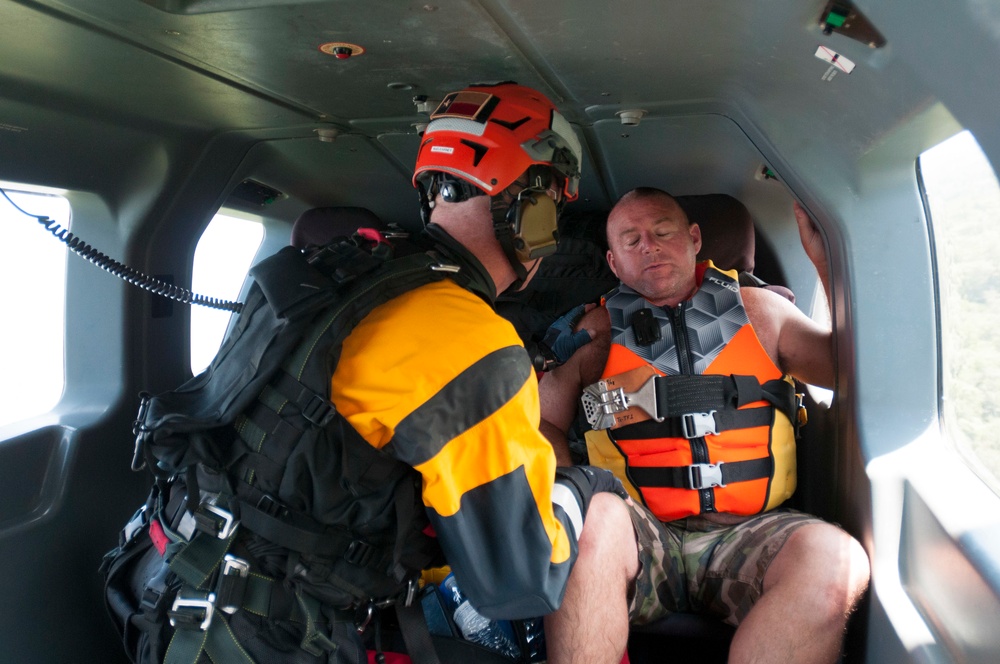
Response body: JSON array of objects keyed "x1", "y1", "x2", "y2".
[
  {"x1": 0, "y1": 184, "x2": 70, "y2": 428},
  {"x1": 190, "y1": 211, "x2": 264, "y2": 375},
  {"x1": 920, "y1": 130, "x2": 1000, "y2": 495}
]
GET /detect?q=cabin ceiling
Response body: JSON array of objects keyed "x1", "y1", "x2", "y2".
[{"x1": 0, "y1": 0, "x2": 990, "y2": 225}]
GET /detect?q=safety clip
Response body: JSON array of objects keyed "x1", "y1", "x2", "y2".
[
  {"x1": 681, "y1": 411, "x2": 719, "y2": 439},
  {"x1": 687, "y1": 462, "x2": 725, "y2": 490},
  {"x1": 581, "y1": 376, "x2": 661, "y2": 430}
]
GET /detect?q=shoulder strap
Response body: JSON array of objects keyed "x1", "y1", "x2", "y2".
[{"x1": 136, "y1": 239, "x2": 457, "y2": 475}]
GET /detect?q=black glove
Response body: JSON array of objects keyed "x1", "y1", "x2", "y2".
[
  {"x1": 555, "y1": 465, "x2": 628, "y2": 516},
  {"x1": 532, "y1": 304, "x2": 593, "y2": 372}
]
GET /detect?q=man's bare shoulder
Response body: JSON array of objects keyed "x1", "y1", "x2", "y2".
[{"x1": 739, "y1": 285, "x2": 791, "y2": 363}]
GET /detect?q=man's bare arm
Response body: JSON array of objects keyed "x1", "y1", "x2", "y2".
[
  {"x1": 741, "y1": 203, "x2": 835, "y2": 388},
  {"x1": 538, "y1": 306, "x2": 611, "y2": 466}
]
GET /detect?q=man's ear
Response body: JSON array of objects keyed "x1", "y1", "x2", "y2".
[
  {"x1": 606, "y1": 249, "x2": 619, "y2": 278},
  {"x1": 689, "y1": 222, "x2": 702, "y2": 254}
]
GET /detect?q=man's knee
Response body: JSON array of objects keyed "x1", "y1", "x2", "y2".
[
  {"x1": 578, "y1": 494, "x2": 639, "y2": 576},
  {"x1": 770, "y1": 523, "x2": 870, "y2": 614}
]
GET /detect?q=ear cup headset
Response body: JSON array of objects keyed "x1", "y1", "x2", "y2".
[{"x1": 412, "y1": 82, "x2": 583, "y2": 290}]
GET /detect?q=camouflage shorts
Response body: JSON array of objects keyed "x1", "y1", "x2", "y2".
[{"x1": 626, "y1": 502, "x2": 825, "y2": 627}]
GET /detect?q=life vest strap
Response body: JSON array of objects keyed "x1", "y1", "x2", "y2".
[
  {"x1": 612, "y1": 404, "x2": 774, "y2": 440},
  {"x1": 583, "y1": 369, "x2": 795, "y2": 431},
  {"x1": 628, "y1": 456, "x2": 773, "y2": 491}
]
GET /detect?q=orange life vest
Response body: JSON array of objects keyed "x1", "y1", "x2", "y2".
[{"x1": 584, "y1": 262, "x2": 800, "y2": 521}]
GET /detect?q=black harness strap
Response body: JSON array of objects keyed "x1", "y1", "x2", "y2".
[
  {"x1": 613, "y1": 405, "x2": 775, "y2": 441},
  {"x1": 397, "y1": 600, "x2": 443, "y2": 664},
  {"x1": 628, "y1": 456, "x2": 774, "y2": 490},
  {"x1": 651, "y1": 373, "x2": 797, "y2": 422}
]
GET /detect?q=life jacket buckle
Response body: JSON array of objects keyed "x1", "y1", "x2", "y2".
[
  {"x1": 169, "y1": 591, "x2": 216, "y2": 631},
  {"x1": 681, "y1": 411, "x2": 718, "y2": 439},
  {"x1": 687, "y1": 462, "x2": 725, "y2": 490}
]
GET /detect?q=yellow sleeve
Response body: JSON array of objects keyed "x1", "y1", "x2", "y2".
[{"x1": 331, "y1": 279, "x2": 577, "y2": 619}]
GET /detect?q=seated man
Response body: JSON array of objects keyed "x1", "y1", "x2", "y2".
[{"x1": 539, "y1": 187, "x2": 871, "y2": 663}]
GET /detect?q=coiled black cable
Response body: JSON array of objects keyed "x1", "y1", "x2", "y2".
[{"x1": 1, "y1": 187, "x2": 243, "y2": 313}]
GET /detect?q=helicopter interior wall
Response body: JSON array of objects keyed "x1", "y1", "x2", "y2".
[{"x1": 4, "y1": 0, "x2": 1000, "y2": 662}]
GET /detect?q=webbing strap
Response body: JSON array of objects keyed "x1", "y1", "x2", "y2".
[
  {"x1": 613, "y1": 405, "x2": 774, "y2": 441},
  {"x1": 396, "y1": 599, "x2": 442, "y2": 664},
  {"x1": 628, "y1": 457, "x2": 773, "y2": 490},
  {"x1": 169, "y1": 529, "x2": 238, "y2": 589},
  {"x1": 238, "y1": 499, "x2": 385, "y2": 561},
  {"x1": 164, "y1": 591, "x2": 256, "y2": 664},
  {"x1": 163, "y1": 583, "x2": 338, "y2": 664},
  {"x1": 652, "y1": 374, "x2": 796, "y2": 422}
]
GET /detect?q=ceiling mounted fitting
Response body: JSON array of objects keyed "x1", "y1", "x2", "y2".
[
  {"x1": 319, "y1": 42, "x2": 365, "y2": 59},
  {"x1": 616, "y1": 109, "x2": 647, "y2": 126},
  {"x1": 314, "y1": 127, "x2": 340, "y2": 143}
]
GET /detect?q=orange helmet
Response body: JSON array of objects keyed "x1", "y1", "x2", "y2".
[{"x1": 412, "y1": 82, "x2": 582, "y2": 201}]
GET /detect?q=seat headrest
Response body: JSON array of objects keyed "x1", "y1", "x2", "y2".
[
  {"x1": 290, "y1": 206, "x2": 385, "y2": 249},
  {"x1": 676, "y1": 194, "x2": 755, "y2": 274}
]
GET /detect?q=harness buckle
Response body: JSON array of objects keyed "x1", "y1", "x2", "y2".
[
  {"x1": 302, "y1": 394, "x2": 337, "y2": 427},
  {"x1": 344, "y1": 539, "x2": 375, "y2": 566},
  {"x1": 193, "y1": 503, "x2": 239, "y2": 540},
  {"x1": 681, "y1": 411, "x2": 718, "y2": 439},
  {"x1": 430, "y1": 262, "x2": 461, "y2": 273},
  {"x1": 687, "y1": 462, "x2": 725, "y2": 490},
  {"x1": 217, "y1": 554, "x2": 250, "y2": 615},
  {"x1": 121, "y1": 505, "x2": 148, "y2": 546},
  {"x1": 355, "y1": 602, "x2": 375, "y2": 635},
  {"x1": 404, "y1": 578, "x2": 418, "y2": 607},
  {"x1": 131, "y1": 392, "x2": 152, "y2": 472},
  {"x1": 581, "y1": 376, "x2": 661, "y2": 430},
  {"x1": 169, "y1": 592, "x2": 216, "y2": 631}
]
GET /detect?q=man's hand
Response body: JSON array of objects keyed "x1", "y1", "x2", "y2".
[
  {"x1": 794, "y1": 201, "x2": 827, "y2": 274},
  {"x1": 533, "y1": 304, "x2": 596, "y2": 372}
]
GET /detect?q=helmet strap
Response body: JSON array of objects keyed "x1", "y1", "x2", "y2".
[{"x1": 490, "y1": 194, "x2": 529, "y2": 292}]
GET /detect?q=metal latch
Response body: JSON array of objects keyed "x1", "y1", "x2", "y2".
[
  {"x1": 581, "y1": 375, "x2": 661, "y2": 430},
  {"x1": 217, "y1": 554, "x2": 250, "y2": 614},
  {"x1": 169, "y1": 592, "x2": 216, "y2": 631}
]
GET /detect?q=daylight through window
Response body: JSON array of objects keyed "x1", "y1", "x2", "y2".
[
  {"x1": 921, "y1": 130, "x2": 1000, "y2": 493},
  {"x1": 190, "y1": 213, "x2": 265, "y2": 375},
  {"x1": 0, "y1": 185, "x2": 69, "y2": 428}
]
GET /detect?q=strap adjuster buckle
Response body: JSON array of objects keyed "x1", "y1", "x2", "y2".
[
  {"x1": 344, "y1": 539, "x2": 375, "y2": 566},
  {"x1": 681, "y1": 411, "x2": 718, "y2": 439},
  {"x1": 687, "y1": 462, "x2": 725, "y2": 490},
  {"x1": 169, "y1": 592, "x2": 216, "y2": 631},
  {"x1": 193, "y1": 504, "x2": 239, "y2": 540},
  {"x1": 217, "y1": 554, "x2": 250, "y2": 615},
  {"x1": 303, "y1": 394, "x2": 337, "y2": 427}
]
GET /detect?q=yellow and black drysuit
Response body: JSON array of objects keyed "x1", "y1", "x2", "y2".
[
  {"x1": 107, "y1": 225, "x2": 598, "y2": 664},
  {"x1": 585, "y1": 262, "x2": 801, "y2": 522},
  {"x1": 332, "y1": 225, "x2": 583, "y2": 619}
]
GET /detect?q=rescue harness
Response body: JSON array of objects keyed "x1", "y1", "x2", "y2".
[{"x1": 103, "y1": 228, "x2": 491, "y2": 664}]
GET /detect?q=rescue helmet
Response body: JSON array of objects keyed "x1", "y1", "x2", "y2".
[{"x1": 412, "y1": 82, "x2": 583, "y2": 202}]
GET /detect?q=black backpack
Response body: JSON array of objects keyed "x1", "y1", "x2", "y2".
[{"x1": 102, "y1": 232, "x2": 491, "y2": 664}]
